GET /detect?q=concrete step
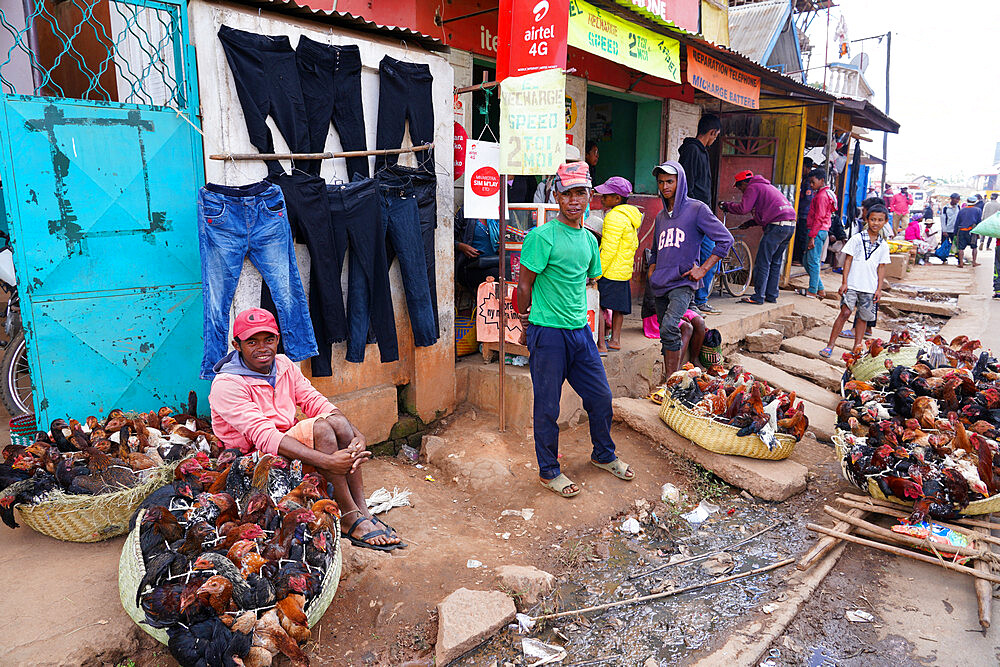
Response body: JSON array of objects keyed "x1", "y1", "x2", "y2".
[
  {"x1": 802, "y1": 325, "x2": 893, "y2": 346},
  {"x1": 613, "y1": 397, "x2": 807, "y2": 501},
  {"x1": 798, "y1": 399, "x2": 837, "y2": 443},
  {"x1": 732, "y1": 353, "x2": 841, "y2": 412},
  {"x1": 762, "y1": 351, "x2": 846, "y2": 394},
  {"x1": 878, "y1": 296, "x2": 958, "y2": 317},
  {"x1": 781, "y1": 336, "x2": 848, "y2": 369}
]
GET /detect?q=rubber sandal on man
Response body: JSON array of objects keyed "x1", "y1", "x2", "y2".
[
  {"x1": 591, "y1": 458, "x2": 635, "y2": 481},
  {"x1": 737, "y1": 296, "x2": 763, "y2": 305},
  {"x1": 540, "y1": 473, "x2": 580, "y2": 498},
  {"x1": 372, "y1": 516, "x2": 407, "y2": 549},
  {"x1": 839, "y1": 329, "x2": 854, "y2": 339},
  {"x1": 341, "y1": 516, "x2": 399, "y2": 551},
  {"x1": 819, "y1": 346, "x2": 834, "y2": 358}
]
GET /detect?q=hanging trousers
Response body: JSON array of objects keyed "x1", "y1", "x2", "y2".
[
  {"x1": 295, "y1": 37, "x2": 369, "y2": 179},
  {"x1": 374, "y1": 55, "x2": 435, "y2": 172},
  {"x1": 217, "y1": 26, "x2": 309, "y2": 176},
  {"x1": 326, "y1": 179, "x2": 398, "y2": 364},
  {"x1": 197, "y1": 181, "x2": 316, "y2": 379},
  {"x1": 266, "y1": 173, "x2": 348, "y2": 377},
  {"x1": 378, "y1": 164, "x2": 439, "y2": 332}
]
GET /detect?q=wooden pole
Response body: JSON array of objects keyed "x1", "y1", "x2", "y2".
[
  {"x1": 498, "y1": 173, "x2": 507, "y2": 433},
  {"x1": 806, "y1": 523, "x2": 1000, "y2": 585},
  {"x1": 973, "y1": 513, "x2": 993, "y2": 630},
  {"x1": 797, "y1": 508, "x2": 865, "y2": 571},
  {"x1": 209, "y1": 143, "x2": 434, "y2": 161},
  {"x1": 782, "y1": 105, "x2": 809, "y2": 288}
]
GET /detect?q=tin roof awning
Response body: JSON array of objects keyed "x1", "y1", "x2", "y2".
[
  {"x1": 835, "y1": 98, "x2": 900, "y2": 134},
  {"x1": 221, "y1": 0, "x2": 447, "y2": 52}
]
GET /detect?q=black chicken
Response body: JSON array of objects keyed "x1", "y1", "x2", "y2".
[{"x1": 0, "y1": 471, "x2": 57, "y2": 528}]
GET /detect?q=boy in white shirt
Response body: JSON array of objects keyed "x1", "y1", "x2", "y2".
[{"x1": 820, "y1": 204, "x2": 892, "y2": 357}]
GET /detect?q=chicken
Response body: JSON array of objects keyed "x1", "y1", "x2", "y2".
[
  {"x1": 276, "y1": 593, "x2": 311, "y2": 643},
  {"x1": 777, "y1": 404, "x2": 809, "y2": 441},
  {"x1": 912, "y1": 396, "x2": 939, "y2": 429},
  {"x1": 0, "y1": 472, "x2": 58, "y2": 528},
  {"x1": 139, "y1": 506, "x2": 185, "y2": 559},
  {"x1": 141, "y1": 577, "x2": 209, "y2": 629},
  {"x1": 278, "y1": 478, "x2": 323, "y2": 512},
  {"x1": 252, "y1": 608, "x2": 309, "y2": 667},
  {"x1": 193, "y1": 552, "x2": 275, "y2": 611},
  {"x1": 261, "y1": 509, "x2": 315, "y2": 562},
  {"x1": 307, "y1": 499, "x2": 341, "y2": 535}
]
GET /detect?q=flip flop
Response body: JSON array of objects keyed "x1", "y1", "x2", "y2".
[
  {"x1": 591, "y1": 458, "x2": 635, "y2": 481},
  {"x1": 737, "y1": 297, "x2": 764, "y2": 305},
  {"x1": 371, "y1": 516, "x2": 407, "y2": 549},
  {"x1": 839, "y1": 329, "x2": 854, "y2": 339},
  {"x1": 598, "y1": 349, "x2": 608, "y2": 357},
  {"x1": 539, "y1": 473, "x2": 580, "y2": 498},
  {"x1": 819, "y1": 346, "x2": 834, "y2": 358},
  {"x1": 608, "y1": 343, "x2": 621, "y2": 350},
  {"x1": 341, "y1": 516, "x2": 399, "y2": 552}
]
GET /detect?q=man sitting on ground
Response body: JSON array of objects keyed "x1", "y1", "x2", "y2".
[{"x1": 209, "y1": 308, "x2": 403, "y2": 551}]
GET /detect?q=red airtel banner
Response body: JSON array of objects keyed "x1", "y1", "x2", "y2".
[{"x1": 496, "y1": 0, "x2": 569, "y2": 81}]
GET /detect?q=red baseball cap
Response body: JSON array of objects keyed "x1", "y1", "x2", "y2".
[
  {"x1": 734, "y1": 170, "x2": 754, "y2": 185},
  {"x1": 233, "y1": 308, "x2": 279, "y2": 340}
]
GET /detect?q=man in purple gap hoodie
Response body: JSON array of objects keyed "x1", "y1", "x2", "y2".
[
  {"x1": 648, "y1": 161, "x2": 734, "y2": 381},
  {"x1": 720, "y1": 170, "x2": 796, "y2": 305}
]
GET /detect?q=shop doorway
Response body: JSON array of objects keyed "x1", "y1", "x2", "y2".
[{"x1": 586, "y1": 89, "x2": 661, "y2": 194}]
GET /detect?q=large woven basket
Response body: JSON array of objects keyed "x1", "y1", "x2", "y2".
[
  {"x1": 834, "y1": 432, "x2": 1000, "y2": 515},
  {"x1": 659, "y1": 396, "x2": 797, "y2": 461},
  {"x1": 119, "y1": 508, "x2": 343, "y2": 645},
  {"x1": 15, "y1": 460, "x2": 181, "y2": 542},
  {"x1": 849, "y1": 346, "x2": 922, "y2": 382}
]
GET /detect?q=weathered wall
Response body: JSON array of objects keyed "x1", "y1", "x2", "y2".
[{"x1": 189, "y1": 1, "x2": 456, "y2": 437}]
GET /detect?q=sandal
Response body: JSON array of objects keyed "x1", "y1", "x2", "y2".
[
  {"x1": 607, "y1": 343, "x2": 621, "y2": 350},
  {"x1": 591, "y1": 458, "x2": 635, "y2": 481},
  {"x1": 795, "y1": 288, "x2": 811, "y2": 297},
  {"x1": 341, "y1": 516, "x2": 399, "y2": 552},
  {"x1": 737, "y1": 296, "x2": 764, "y2": 305},
  {"x1": 838, "y1": 329, "x2": 854, "y2": 339},
  {"x1": 539, "y1": 473, "x2": 581, "y2": 498},
  {"x1": 819, "y1": 346, "x2": 833, "y2": 358},
  {"x1": 372, "y1": 516, "x2": 407, "y2": 549}
]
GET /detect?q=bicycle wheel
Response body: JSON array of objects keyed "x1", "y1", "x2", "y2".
[
  {"x1": 723, "y1": 241, "x2": 753, "y2": 297},
  {"x1": 1, "y1": 329, "x2": 32, "y2": 415}
]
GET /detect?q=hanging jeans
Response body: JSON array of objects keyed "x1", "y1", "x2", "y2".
[
  {"x1": 693, "y1": 237, "x2": 719, "y2": 306},
  {"x1": 526, "y1": 324, "x2": 617, "y2": 480},
  {"x1": 267, "y1": 173, "x2": 348, "y2": 375},
  {"x1": 218, "y1": 25, "x2": 309, "y2": 176},
  {"x1": 804, "y1": 229, "x2": 829, "y2": 295},
  {"x1": 326, "y1": 179, "x2": 398, "y2": 364},
  {"x1": 751, "y1": 223, "x2": 795, "y2": 303},
  {"x1": 378, "y1": 164, "x2": 439, "y2": 332},
  {"x1": 377, "y1": 178, "x2": 439, "y2": 350},
  {"x1": 295, "y1": 37, "x2": 369, "y2": 179},
  {"x1": 374, "y1": 56, "x2": 435, "y2": 172},
  {"x1": 197, "y1": 181, "x2": 317, "y2": 379}
]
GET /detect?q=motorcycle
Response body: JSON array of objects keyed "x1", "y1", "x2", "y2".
[{"x1": 0, "y1": 231, "x2": 31, "y2": 415}]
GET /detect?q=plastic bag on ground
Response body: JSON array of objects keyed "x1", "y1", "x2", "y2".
[{"x1": 522, "y1": 637, "x2": 567, "y2": 665}]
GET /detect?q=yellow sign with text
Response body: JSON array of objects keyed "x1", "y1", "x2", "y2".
[
  {"x1": 500, "y1": 68, "x2": 567, "y2": 175},
  {"x1": 568, "y1": 0, "x2": 681, "y2": 83}
]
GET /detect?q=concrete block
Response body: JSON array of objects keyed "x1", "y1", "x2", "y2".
[
  {"x1": 613, "y1": 398, "x2": 808, "y2": 501},
  {"x1": 436, "y1": 589, "x2": 515, "y2": 666},
  {"x1": 886, "y1": 253, "x2": 908, "y2": 280},
  {"x1": 763, "y1": 352, "x2": 845, "y2": 393},
  {"x1": 328, "y1": 383, "x2": 398, "y2": 444},
  {"x1": 732, "y1": 354, "x2": 841, "y2": 411},
  {"x1": 746, "y1": 329, "x2": 784, "y2": 353}
]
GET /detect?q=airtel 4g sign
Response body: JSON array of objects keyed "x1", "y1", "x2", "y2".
[{"x1": 496, "y1": 0, "x2": 569, "y2": 81}]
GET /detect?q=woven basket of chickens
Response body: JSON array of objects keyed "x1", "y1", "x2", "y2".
[
  {"x1": 15, "y1": 460, "x2": 182, "y2": 542},
  {"x1": 659, "y1": 396, "x2": 797, "y2": 461},
  {"x1": 118, "y1": 507, "x2": 344, "y2": 646},
  {"x1": 849, "y1": 346, "x2": 922, "y2": 382},
  {"x1": 833, "y1": 432, "x2": 1000, "y2": 516}
]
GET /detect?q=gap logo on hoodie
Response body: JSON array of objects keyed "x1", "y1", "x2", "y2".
[{"x1": 658, "y1": 226, "x2": 686, "y2": 250}]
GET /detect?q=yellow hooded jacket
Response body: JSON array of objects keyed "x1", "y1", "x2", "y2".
[{"x1": 599, "y1": 204, "x2": 642, "y2": 281}]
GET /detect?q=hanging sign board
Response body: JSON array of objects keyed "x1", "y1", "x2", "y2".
[
  {"x1": 454, "y1": 122, "x2": 468, "y2": 181},
  {"x1": 567, "y1": 0, "x2": 681, "y2": 83},
  {"x1": 464, "y1": 140, "x2": 502, "y2": 218},
  {"x1": 500, "y1": 68, "x2": 566, "y2": 175},
  {"x1": 686, "y1": 46, "x2": 761, "y2": 109},
  {"x1": 496, "y1": 0, "x2": 570, "y2": 81}
]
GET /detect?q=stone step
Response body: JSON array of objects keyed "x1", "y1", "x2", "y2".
[
  {"x1": 732, "y1": 353, "x2": 841, "y2": 412},
  {"x1": 798, "y1": 400, "x2": 837, "y2": 443},
  {"x1": 762, "y1": 351, "x2": 846, "y2": 394},
  {"x1": 780, "y1": 336, "x2": 848, "y2": 369},
  {"x1": 803, "y1": 325, "x2": 894, "y2": 346},
  {"x1": 613, "y1": 397, "x2": 807, "y2": 501},
  {"x1": 877, "y1": 296, "x2": 958, "y2": 317}
]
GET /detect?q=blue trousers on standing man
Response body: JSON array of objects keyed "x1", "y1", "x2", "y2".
[
  {"x1": 751, "y1": 223, "x2": 795, "y2": 303},
  {"x1": 526, "y1": 324, "x2": 617, "y2": 480}
]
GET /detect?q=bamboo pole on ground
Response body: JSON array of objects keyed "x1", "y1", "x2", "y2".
[
  {"x1": 833, "y1": 496, "x2": 1000, "y2": 548},
  {"x1": 797, "y1": 508, "x2": 866, "y2": 571},
  {"x1": 973, "y1": 513, "x2": 993, "y2": 630},
  {"x1": 806, "y1": 523, "x2": 1000, "y2": 585}
]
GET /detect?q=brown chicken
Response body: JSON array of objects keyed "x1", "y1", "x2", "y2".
[
  {"x1": 278, "y1": 478, "x2": 323, "y2": 512},
  {"x1": 252, "y1": 608, "x2": 309, "y2": 667},
  {"x1": 226, "y1": 539, "x2": 258, "y2": 566},
  {"x1": 776, "y1": 403, "x2": 809, "y2": 441},
  {"x1": 183, "y1": 575, "x2": 235, "y2": 616},
  {"x1": 261, "y1": 509, "x2": 315, "y2": 562},
  {"x1": 275, "y1": 593, "x2": 310, "y2": 643},
  {"x1": 911, "y1": 396, "x2": 940, "y2": 429},
  {"x1": 307, "y1": 499, "x2": 341, "y2": 534}
]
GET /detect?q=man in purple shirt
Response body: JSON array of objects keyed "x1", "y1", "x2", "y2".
[
  {"x1": 648, "y1": 161, "x2": 734, "y2": 381},
  {"x1": 720, "y1": 170, "x2": 797, "y2": 305}
]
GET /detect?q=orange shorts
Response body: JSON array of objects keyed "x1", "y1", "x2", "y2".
[{"x1": 283, "y1": 413, "x2": 334, "y2": 450}]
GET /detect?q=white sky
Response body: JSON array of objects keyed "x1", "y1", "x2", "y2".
[{"x1": 803, "y1": 0, "x2": 1000, "y2": 183}]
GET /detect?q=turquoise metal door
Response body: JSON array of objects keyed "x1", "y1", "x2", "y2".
[{"x1": 0, "y1": 0, "x2": 207, "y2": 422}]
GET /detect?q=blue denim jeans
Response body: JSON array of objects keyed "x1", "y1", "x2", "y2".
[
  {"x1": 197, "y1": 181, "x2": 317, "y2": 379},
  {"x1": 804, "y1": 229, "x2": 828, "y2": 294},
  {"x1": 526, "y1": 324, "x2": 616, "y2": 480},
  {"x1": 753, "y1": 224, "x2": 795, "y2": 302},
  {"x1": 694, "y1": 236, "x2": 718, "y2": 305},
  {"x1": 377, "y1": 179, "x2": 439, "y2": 349}
]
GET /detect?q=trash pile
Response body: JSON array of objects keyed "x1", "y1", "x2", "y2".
[
  {"x1": 837, "y1": 336, "x2": 1000, "y2": 521},
  {"x1": 131, "y1": 452, "x2": 339, "y2": 667},
  {"x1": 0, "y1": 394, "x2": 215, "y2": 528},
  {"x1": 664, "y1": 364, "x2": 809, "y2": 449}
]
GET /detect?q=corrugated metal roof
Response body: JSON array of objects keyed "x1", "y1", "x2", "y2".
[
  {"x1": 221, "y1": 0, "x2": 447, "y2": 52},
  {"x1": 728, "y1": 0, "x2": 790, "y2": 63}
]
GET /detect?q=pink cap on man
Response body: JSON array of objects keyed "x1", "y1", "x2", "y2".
[{"x1": 233, "y1": 307, "x2": 279, "y2": 339}]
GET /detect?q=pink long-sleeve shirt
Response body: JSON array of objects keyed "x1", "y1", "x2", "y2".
[
  {"x1": 807, "y1": 186, "x2": 837, "y2": 238},
  {"x1": 209, "y1": 354, "x2": 336, "y2": 455}
]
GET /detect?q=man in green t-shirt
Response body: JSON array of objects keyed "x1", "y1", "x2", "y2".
[{"x1": 515, "y1": 161, "x2": 635, "y2": 498}]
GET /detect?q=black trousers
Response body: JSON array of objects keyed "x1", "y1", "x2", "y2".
[
  {"x1": 295, "y1": 37, "x2": 369, "y2": 180},
  {"x1": 217, "y1": 25, "x2": 309, "y2": 176},
  {"x1": 378, "y1": 165, "x2": 439, "y2": 332},
  {"x1": 266, "y1": 173, "x2": 348, "y2": 378},
  {"x1": 375, "y1": 56, "x2": 435, "y2": 172}
]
